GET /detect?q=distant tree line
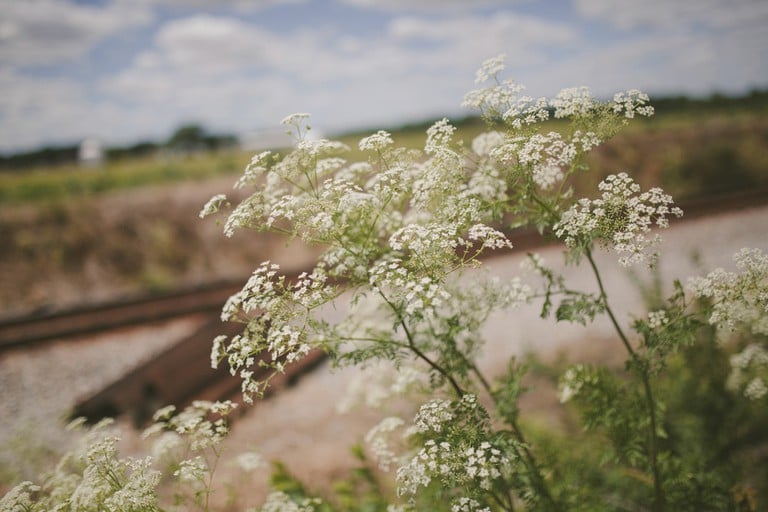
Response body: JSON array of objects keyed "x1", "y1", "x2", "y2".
[
  {"x1": 651, "y1": 88, "x2": 768, "y2": 114},
  {"x1": 0, "y1": 123, "x2": 237, "y2": 172},
  {"x1": 2, "y1": 90, "x2": 767, "y2": 172}
]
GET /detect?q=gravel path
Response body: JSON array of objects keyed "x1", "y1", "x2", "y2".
[{"x1": 0, "y1": 316, "x2": 208, "y2": 483}]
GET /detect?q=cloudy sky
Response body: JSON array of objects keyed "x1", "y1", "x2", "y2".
[{"x1": 1, "y1": 0, "x2": 767, "y2": 153}]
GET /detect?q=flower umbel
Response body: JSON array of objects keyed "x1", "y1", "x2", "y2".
[{"x1": 554, "y1": 172, "x2": 683, "y2": 266}]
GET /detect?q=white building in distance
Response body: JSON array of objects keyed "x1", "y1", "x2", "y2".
[{"x1": 78, "y1": 137, "x2": 104, "y2": 167}]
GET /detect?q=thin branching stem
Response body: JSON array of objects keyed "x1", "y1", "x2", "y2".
[
  {"x1": 464, "y1": 356, "x2": 558, "y2": 510},
  {"x1": 585, "y1": 248, "x2": 665, "y2": 511},
  {"x1": 376, "y1": 289, "x2": 465, "y2": 397}
]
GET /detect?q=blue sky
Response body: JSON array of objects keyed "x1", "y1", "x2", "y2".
[{"x1": 1, "y1": 0, "x2": 767, "y2": 153}]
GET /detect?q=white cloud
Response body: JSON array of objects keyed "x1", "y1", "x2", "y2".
[
  {"x1": 0, "y1": 67, "x2": 136, "y2": 150},
  {"x1": 336, "y1": 0, "x2": 511, "y2": 11},
  {"x1": 0, "y1": 0, "x2": 153, "y2": 65},
  {"x1": 2, "y1": 0, "x2": 766, "y2": 152},
  {"x1": 389, "y1": 12, "x2": 575, "y2": 45},
  {"x1": 152, "y1": 15, "x2": 277, "y2": 74},
  {"x1": 575, "y1": 0, "x2": 768, "y2": 31},
  {"x1": 137, "y1": 0, "x2": 306, "y2": 10}
]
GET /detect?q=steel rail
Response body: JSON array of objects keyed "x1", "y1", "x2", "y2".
[{"x1": 1, "y1": 187, "x2": 766, "y2": 353}]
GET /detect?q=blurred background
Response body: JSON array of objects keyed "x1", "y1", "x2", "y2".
[
  {"x1": 1, "y1": 0, "x2": 767, "y2": 312},
  {"x1": 1, "y1": 0, "x2": 767, "y2": 501}
]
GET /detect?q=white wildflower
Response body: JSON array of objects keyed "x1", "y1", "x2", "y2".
[
  {"x1": 613, "y1": 89, "x2": 654, "y2": 118},
  {"x1": 365, "y1": 417, "x2": 406, "y2": 472},
  {"x1": 452, "y1": 496, "x2": 491, "y2": 512},
  {"x1": 550, "y1": 86, "x2": 595, "y2": 118},
  {"x1": 0, "y1": 482, "x2": 40, "y2": 511},
  {"x1": 467, "y1": 224, "x2": 513, "y2": 250},
  {"x1": 648, "y1": 310, "x2": 669, "y2": 329},
  {"x1": 474, "y1": 53, "x2": 506, "y2": 84},
  {"x1": 744, "y1": 377, "x2": 768, "y2": 400},
  {"x1": 688, "y1": 248, "x2": 768, "y2": 336},
  {"x1": 235, "y1": 451, "x2": 266, "y2": 472},
  {"x1": 199, "y1": 193, "x2": 228, "y2": 219},
  {"x1": 559, "y1": 365, "x2": 584, "y2": 403},
  {"x1": 726, "y1": 344, "x2": 768, "y2": 399},
  {"x1": 174, "y1": 456, "x2": 207, "y2": 482},
  {"x1": 554, "y1": 173, "x2": 683, "y2": 266},
  {"x1": 259, "y1": 491, "x2": 321, "y2": 512},
  {"x1": 413, "y1": 399, "x2": 454, "y2": 433},
  {"x1": 280, "y1": 112, "x2": 311, "y2": 126},
  {"x1": 359, "y1": 130, "x2": 394, "y2": 152},
  {"x1": 471, "y1": 131, "x2": 505, "y2": 157}
]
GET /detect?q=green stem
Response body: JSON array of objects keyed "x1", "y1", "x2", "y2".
[
  {"x1": 585, "y1": 248, "x2": 665, "y2": 511},
  {"x1": 376, "y1": 289, "x2": 465, "y2": 397},
  {"x1": 466, "y1": 358, "x2": 557, "y2": 510}
]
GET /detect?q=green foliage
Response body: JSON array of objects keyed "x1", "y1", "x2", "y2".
[{"x1": 269, "y1": 447, "x2": 393, "y2": 512}]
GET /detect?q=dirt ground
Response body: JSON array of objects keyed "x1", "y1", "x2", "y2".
[{"x1": 0, "y1": 176, "x2": 317, "y2": 317}]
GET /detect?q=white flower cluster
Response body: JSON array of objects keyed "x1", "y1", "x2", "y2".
[
  {"x1": 293, "y1": 266, "x2": 331, "y2": 308},
  {"x1": 647, "y1": 310, "x2": 669, "y2": 329},
  {"x1": 3, "y1": 418, "x2": 162, "y2": 512},
  {"x1": 213, "y1": 260, "x2": 323, "y2": 399},
  {"x1": 254, "y1": 491, "x2": 321, "y2": 512},
  {"x1": 235, "y1": 451, "x2": 266, "y2": 472},
  {"x1": 425, "y1": 118, "x2": 457, "y2": 156},
  {"x1": 554, "y1": 172, "x2": 683, "y2": 266},
  {"x1": 389, "y1": 223, "x2": 461, "y2": 260},
  {"x1": 280, "y1": 112, "x2": 311, "y2": 131},
  {"x1": 174, "y1": 456, "x2": 207, "y2": 482},
  {"x1": 369, "y1": 259, "x2": 451, "y2": 316},
  {"x1": 222, "y1": 261, "x2": 283, "y2": 321},
  {"x1": 463, "y1": 441, "x2": 507, "y2": 487},
  {"x1": 396, "y1": 438, "x2": 508, "y2": 498},
  {"x1": 199, "y1": 193, "x2": 228, "y2": 219},
  {"x1": 558, "y1": 364, "x2": 585, "y2": 403},
  {"x1": 501, "y1": 95, "x2": 550, "y2": 128},
  {"x1": 359, "y1": 130, "x2": 394, "y2": 152},
  {"x1": 550, "y1": 86, "x2": 596, "y2": 118},
  {"x1": 467, "y1": 224, "x2": 513, "y2": 250},
  {"x1": 396, "y1": 395, "x2": 510, "y2": 497},
  {"x1": 337, "y1": 362, "x2": 425, "y2": 412},
  {"x1": 463, "y1": 54, "x2": 550, "y2": 126},
  {"x1": 144, "y1": 400, "x2": 237, "y2": 452},
  {"x1": 471, "y1": 131, "x2": 505, "y2": 157},
  {"x1": 487, "y1": 130, "x2": 600, "y2": 191},
  {"x1": 452, "y1": 497, "x2": 491, "y2": 512},
  {"x1": 0, "y1": 481, "x2": 39, "y2": 511},
  {"x1": 235, "y1": 150, "x2": 273, "y2": 189},
  {"x1": 462, "y1": 77, "x2": 526, "y2": 120},
  {"x1": 517, "y1": 132, "x2": 576, "y2": 190},
  {"x1": 473, "y1": 54, "x2": 506, "y2": 84},
  {"x1": 613, "y1": 89, "x2": 655, "y2": 118},
  {"x1": 223, "y1": 197, "x2": 259, "y2": 237},
  {"x1": 365, "y1": 416, "x2": 406, "y2": 472},
  {"x1": 388, "y1": 222, "x2": 512, "y2": 264},
  {"x1": 728, "y1": 344, "x2": 768, "y2": 400},
  {"x1": 413, "y1": 398, "x2": 455, "y2": 433},
  {"x1": 688, "y1": 248, "x2": 768, "y2": 336}
]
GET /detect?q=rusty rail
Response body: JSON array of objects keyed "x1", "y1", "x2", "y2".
[{"x1": 1, "y1": 187, "x2": 766, "y2": 353}]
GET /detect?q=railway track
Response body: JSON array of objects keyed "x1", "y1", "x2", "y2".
[
  {"x1": 1, "y1": 187, "x2": 766, "y2": 425},
  {"x1": 1, "y1": 188, "x2": 766, "y2": 352}
]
